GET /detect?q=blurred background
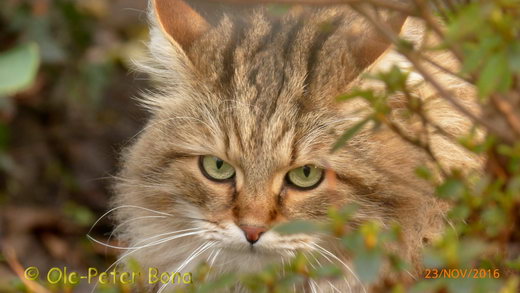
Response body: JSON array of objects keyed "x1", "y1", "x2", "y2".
[{"x1": 0, "y1": 0, "x2": 150, "y2": 291}]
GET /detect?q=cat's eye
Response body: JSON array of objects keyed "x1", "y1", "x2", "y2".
[
  {"x1": 199, "y1": 156, "x2": 235, "y2": 182},
  {"x1": 286, "y1": 165, "x2": 324, "y2": 189}
]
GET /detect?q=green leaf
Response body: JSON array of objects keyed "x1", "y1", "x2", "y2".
[
  {"x1": 274, "y1": 220, "x2": 321, "y2": 235},
  {"x1": 353, "y1": 248, "x2": 383, "y2": 283},
  {"x1": 267, "y1": 4, "x2": 292, "y2": 16},
  {"x1": 196, "y1": 273, "x2": 236, "y2": 293},
  {"x1": 415, "y1": 165, "x2": 432, "y2": 180},
  {"x1": 376, "y1": 65, "x2": 409, "y2": 94},
  {"x1": 0, "y1": 43, "x2": 40, "y2": 96},
  {"x1": 331, "y1": 117, "x2": 372, "y2": 152},
  {"x1": 312, "y1": 265, "x2": 342, "y2": 278},
  {"x1": 477, "y1": 52, "x2": 510, "y2": 98},
  {"x1": 509, "y1": 42, "x2": 520, "y2": 73},
  {"x1": 63, "y1": 201, "x2": 95, "y2": 226},
  {"x1": 436, "y1": 179, "x2": 465, "y2": 199},
  {"x1": 336, "y1": 89, "x2": 374, "y2": 102}
]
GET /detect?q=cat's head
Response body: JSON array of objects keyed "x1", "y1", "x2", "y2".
[{"x1": 113, "y1": 0, "x2": 442, "y2": 275}]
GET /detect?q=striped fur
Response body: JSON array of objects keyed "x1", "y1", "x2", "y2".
[{"x1": 113, "y1": 2, "x2": 480, "y2": 292}]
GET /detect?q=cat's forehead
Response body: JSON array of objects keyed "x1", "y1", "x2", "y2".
[
  {"x1": 206, "y1": 96, "x2": 346, "y2": 175},
  {"x1": 149, "y1": 6, "x2": 384, "y2": 170},
  {"x1": 187, "y1": 7, "x2": 366, "y2": 108}
]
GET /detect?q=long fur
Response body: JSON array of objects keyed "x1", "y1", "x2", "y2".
[{"x1": 111, "y1": 3, "x2": 480, "y2": 292}]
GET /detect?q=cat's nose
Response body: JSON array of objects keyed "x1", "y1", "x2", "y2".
[{"x1": 240, "y1": 225, "x2": 267, "y2": 244}]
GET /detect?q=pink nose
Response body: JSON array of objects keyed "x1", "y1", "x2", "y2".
[{"x1": 240, "y1": 226, "x2": 267, "y2": 244}]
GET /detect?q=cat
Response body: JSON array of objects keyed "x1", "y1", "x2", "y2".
[{"x1": 111, "y1": 0, "x2": 480, "y2": 292}]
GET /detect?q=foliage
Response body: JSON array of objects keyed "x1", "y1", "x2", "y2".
[
  {"x1": 1, "y1": 0, "x2": 519, "y2": 292},
  {"x1": 184, "y1": 1, "x2": 520, "y2": 292},
  {"x1": 0, "y1": 0, "x2": 147, "y2": 292}
]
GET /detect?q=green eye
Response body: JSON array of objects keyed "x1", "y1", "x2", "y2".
[
  {"x1": 286, "y1": 165, "x2": 324, "y2": 189},
  {"x1": 200, "y1": 156, "x2": 235, "y2": 181}
]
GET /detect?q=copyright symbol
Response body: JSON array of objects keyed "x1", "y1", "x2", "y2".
[{"x1": 24, "y1": 267, "x2": 39, "y2": 281}]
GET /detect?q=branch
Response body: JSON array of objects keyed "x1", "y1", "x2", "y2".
[
  {"x1": 490, "y1": 93, "x2": 520, "y2": 137},
  {"x1": 351, "y1": 4, "x2": 516, "y2": 144},
  {"x1": 379, "y1": 114, "x2": 449, "y2": 177},
  {"x1": 206, "y1": 0, "x2": 415, "y2": 14},
  {"x1": 411, "y1": 0, "x2": 464, "y2": 62}
]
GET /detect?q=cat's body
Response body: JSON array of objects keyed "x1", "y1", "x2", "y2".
[{"x1": 112, "y1": 1, "x2": 479, "y2": 292}]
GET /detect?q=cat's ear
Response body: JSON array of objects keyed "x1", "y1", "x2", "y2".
[
  {"x1": 152, "y1": 0, "x2": 210, "y2": 51},
  {"x1": 139, "y1": 0, "x2": 212, "y2": 89},
  {"x1": 348, "y1": 11, "x2": 407, "y2": 69}
]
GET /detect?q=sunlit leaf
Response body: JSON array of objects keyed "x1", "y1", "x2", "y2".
[{"x1": 0, "y1": 43, "x2": 40, "y2": 96}]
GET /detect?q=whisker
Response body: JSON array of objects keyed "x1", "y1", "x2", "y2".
[
  {"x1": 107, "y1": 215, "x2": 166, "y2": 241},
  {"x1": 314, "y1": 249, "x2": 353, "y2": 293},
  {"x1": 104, "y1": 215, "x2": 167, "y2": 255},
  {"x1": 157, "y1": 241, "x2": 217, "y2": 293},
  {"x1": 328, "y1": 281, "x2": 341, "y2": 293},
  {"x1": 90, "y1": 229, "x2": 207, "y2": 293},
  {"x1": 88, "y1": 228, "x2": 202, "y2": 250},
  {"x1": 306, "y1": 250, "x2": 323, "y2": 268},
  {"x1": 206, "y1": 249, "x2": 216, "y2": 264},
  {"x1": 305, "y1": 243, "x2": 358, "y2": 293},
  {"x1": 88, "y1": 205, "x2": 173, "y2": 237},
  {"x1": 303, "y1": 252, "x2": 318, "y2": 271},
  {"x1": 175, "y1": 241, "x2": 217, "y2": 274},
  {"x1": 309, "y1": 279, "x2": 319, "y2": 293},
  {"x1": 209, "y1": 248, "x2": 222, "y2": 269},
  {"x1": 280, "y1": 256, "x2": 286, "y2": 278}
]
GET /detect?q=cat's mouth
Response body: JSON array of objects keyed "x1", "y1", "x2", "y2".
[
  {"x1": 225, "y1": 244, "x2": 275, "y2": 254},
  {"x1": 202, "y1": 236, "x2": 313, "y2": 258},
  {"x1": 218, "y1": 243, "x2": 298, "y2": 260}
]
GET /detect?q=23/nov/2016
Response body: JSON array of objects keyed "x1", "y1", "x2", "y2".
[{"x1": 424, "y1": 268, "x2": 501, "y2": 279}]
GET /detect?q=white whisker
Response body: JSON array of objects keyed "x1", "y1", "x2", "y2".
[
  {"x1": 104, "y1": 215, "x2": 167, "y2": 255},
  {"x1": 306, "y1": 243, "x2": 359, "y2": 293},
  {"x1": 88, "y1": 227, "x2": 202, "y2": 250},
  {"x1": 157, "y1": 241, "x2": 217, "y2": 293},
  {"x1": 309, "y1": 279, "x2": 319, "y2": 293},
  {"x1": 89, "y1": 230, "x2": 207, "y2": 293},
  {"x1": 328, "y1": 281, "x2": 341, "y2": 293},
  {"x1": 88, "y1": 205, "x2": 173, "y2": 237},
  {"x1": 209, "y1": 248, "x2": 222, "y2": 268},
  {"x1": 175, "y1": 241, "x2": 216, "y2": 274},
  {"x1": 107, "y1": 215, "x2": 166, "y2": 241}
]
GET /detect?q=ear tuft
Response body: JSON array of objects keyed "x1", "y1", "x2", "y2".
[{"x1": 153, "y1": 0, "x2": 210, "y2": 50}]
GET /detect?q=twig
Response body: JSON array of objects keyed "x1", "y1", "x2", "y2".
[
  {"x1": 351, "y1": 4, "x2": 516, "y2": 144},
  {"x1": 411, "y1": 0, "x2": 464, "y2": 62},
  {"x1": 418, "y1": 52, "x2": 470, "y2": 83},
  {"x1": 490, "y1": 93, "x2": 520, "y2": 137},
  {"x1": 2, "y1": 243, "x2": 51, "y2": 293},
  {"x1": 402, "y1": 89, "x2": 459, "y2": 143},
  {"x1": 206, "y1": 0, "x2": 416, "y2": 14},
  {"x1": 379, "y1": 114, "x2": 449, "y2": 177}
]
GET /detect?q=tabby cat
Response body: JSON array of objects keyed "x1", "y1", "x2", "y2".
[{"x1": 112, "y1": 0, "x2": 479, "y2": 292}]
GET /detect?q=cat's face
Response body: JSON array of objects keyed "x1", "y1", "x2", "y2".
[{"x1": 113, "y1": 0, "x2": 442, "y2": 281}]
